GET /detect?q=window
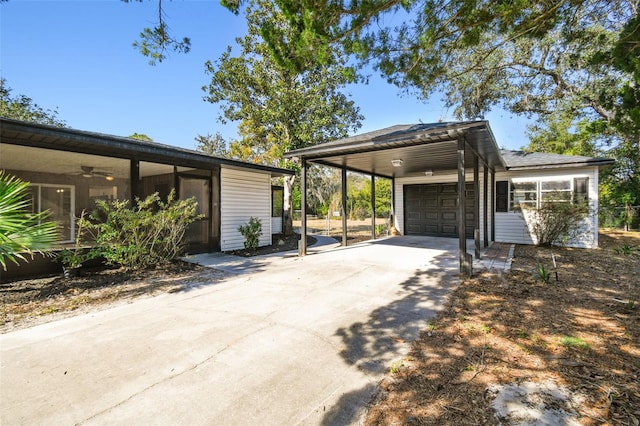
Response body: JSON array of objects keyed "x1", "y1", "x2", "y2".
[
  {"x1": 573, "y1": 177, "x2": 589, "y2": 204},
  {"x1": 511, "y1": 182, "x2": 537, "y2": 212},
  {"x1": 503, "y1": 178, "x2": 588, "y2": 212},
  {"x1": 272, "y1": 186, "x2": 284, "y2": 218},
  {"x1": 28, "y1": 184, "x2": 75, "y2": 242},
  {"x1": 540, "y1": 180, "x2": 571, "y2": 203}
]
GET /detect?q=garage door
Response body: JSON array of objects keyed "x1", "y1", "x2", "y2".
[{"x1": 404, "y1": 183, "x2": 474, "y2": 238}]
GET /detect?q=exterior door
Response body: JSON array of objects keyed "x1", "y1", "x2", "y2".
[
  {"x1": 404, "y1": 183, "x2": 474, "y2": 238},
  {"x1": 179, "y1": 176, "x2": 211, "y2": 247}
]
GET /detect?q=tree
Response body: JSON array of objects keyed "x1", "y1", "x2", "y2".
[
  {"x1": 203, "y1": 0, "x2": 363, "y2": 234},
  {"x1": 0, "y1": 78, "x2": 66, "y2": 126},
  {"x1": 307, "y1": 165, "x2": 341, "y2": 216},
  {"x1": 0, "y1": 171, "x2": 59, "y2": 270},
  {"x1": 195, "y1": 132, "x2": 229, "y2": 157},
  {"x1": 129, "y1": 133, "x2": 153, "y2": 141},
  {"x1": 524, "y1": 112, "x2": 600, "y2": 157},
  {"x1": 221, "y1": 0, "x2": 633, "y2": 122},
  {"x1": 123, "y1": 0, "x2": 190, "y2": 65}
]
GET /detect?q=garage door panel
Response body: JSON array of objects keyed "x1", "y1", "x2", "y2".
[
  {"x1": 406, "y1": 224, "x2": 422, "y2": 234},
  {"x1": 407, "y1": 211, "x2": 421, "y2": 220},
  {"x1": 440, "y1": 184, "x2": 457, "y2": 193},
  {"x1": 424, "y1": 198, "x2": 438, "y2": 208},
  {"x1": 440, "y1": 224, "x2": 457, "y2": 236},
  {"x1": 423, "y1": 224, "x2": 438, "y2": 234},
  {"x1": 441, "y1": 211, "x2": 456, "y2": 221},
  {"x1": 404, "y1": 183, "x2": 476, "y2": 238},
  {"x1": 440, "y1": 198, "x2": 457, "y2": 208}
]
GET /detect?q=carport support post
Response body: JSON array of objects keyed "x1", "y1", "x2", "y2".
[
  {"x1": 457, "y1": 138, "x2": 470, "y2": 276},
  {"x1": 371, "y1": 174, "x2": 376, "y2": 240},
  {"x1": 474, "y1": 155, "x2": 480, "y2": 259},
  {"x1": 491, "y1": 170, "x2": 496, "y2": 242},
  {"x1": 130, "y1": 159, "x2": 141, "y2": 203},
  {"x1": 300, "y1": 158, "x2": 308, "y2": 256},
  {"x1": 341, "y1": 166, "x2": 347, "y2": 246},
  {"x1": 483, "y1": 163, "x2": 489, "y2": 248}
]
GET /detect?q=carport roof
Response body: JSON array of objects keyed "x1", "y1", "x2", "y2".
[
  {"x1": 0, "y1": 117, "x2": 293, "y2": 177},
  {"x1": 284, "y1": 121, "x2": 505, "y2": 178}
]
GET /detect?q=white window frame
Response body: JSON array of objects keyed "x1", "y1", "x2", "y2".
[
  {"x1": 509, "y1": 178, "x2": 582, "y2": 212},
  {"x1": 30, "y1": 183, "x2": 75, "y2": 243}
]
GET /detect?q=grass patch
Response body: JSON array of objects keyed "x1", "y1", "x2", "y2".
[{"x1": 559, "y1": 335, "x2": 590, "y2": 349}]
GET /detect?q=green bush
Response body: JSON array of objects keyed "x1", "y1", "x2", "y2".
[
  {"x1": 0, "y1": 171, "x2": 58, "y2": 270},
  {"x1": 523, "y1": 199, "x2": 589, "y2": 247},
  {"x1": 81, "y1": 190, "x2": 201, "y2": 270},
  {"x1": 238, "y1": 217, "x2": 262, "y2": 251}
]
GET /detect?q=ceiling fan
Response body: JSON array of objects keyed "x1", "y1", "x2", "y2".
[{"x1": 80, "y1": 166, "x2": 115, "y2": 181}]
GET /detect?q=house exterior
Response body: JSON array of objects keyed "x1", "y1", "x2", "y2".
[
  {"x1": 285, "y1": 121, "x2": 613, "y2": 274},
  {"x1": 0, "y1": 118, "x2": 292, "y2": 278}
]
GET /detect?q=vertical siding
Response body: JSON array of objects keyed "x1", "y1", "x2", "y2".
[
  {"x1": 220, "y1": 167, "x2": 272, "y2": 251},
  {"x1": 493, "y1": 167, "x2": 599, "y2": 248},
  {"x1": 394, "y1": 171, "x2": 490, "y2": 242}
]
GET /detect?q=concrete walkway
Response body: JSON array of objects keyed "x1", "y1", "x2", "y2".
[{"x1": 1, "y1": 236, "x2": 463, "y2": 426}]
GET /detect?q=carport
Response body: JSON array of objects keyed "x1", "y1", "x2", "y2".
[{"x1": 284, "y1": 121, "x2": 505, "y2": 276}]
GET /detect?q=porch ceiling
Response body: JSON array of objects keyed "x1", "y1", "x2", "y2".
[{"x1": 285, "y1": 121, "x2": 505, "y2": 178}]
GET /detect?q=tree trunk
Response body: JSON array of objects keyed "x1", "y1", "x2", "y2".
[{"x1": 282, "y1": 174, "x2": 296, "y2": 236}]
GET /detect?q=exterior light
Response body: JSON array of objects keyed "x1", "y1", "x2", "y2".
[
  {"x1": 391, "y1": 159, "x2": 403, "y2": 167},
  {"x1": 425, "y1": 170, "x2": 433, "y2": 176},
  {"x1": 105, "y1": 174, "x2": 115, "y2": 181}
]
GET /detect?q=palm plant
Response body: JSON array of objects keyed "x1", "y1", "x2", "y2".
[{"x1": 0, "y1": 171, "x2": 59, "y2": 270}]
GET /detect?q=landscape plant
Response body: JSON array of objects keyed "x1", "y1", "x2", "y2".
[
  {"x1": 522, "y1": 198, "x2": 590, "y2": 247},
  {"x1": 57, "y1": 210, "x2": 90, "y2": 277},
  {"x1": 534, "y1": 264, "x2": 552, "y2": 284},
  {"x1": 80, "y1": 190, "x2": 200, "y2": 270},
  {"x1": 0, "y1": 171, "x2": 59, "y2": 270},
  {"x1": 238, "y1": 217, "x2": 262, "y2": 251}
]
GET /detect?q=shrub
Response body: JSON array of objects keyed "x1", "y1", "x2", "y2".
[
  {"x1": 522, "y1": 199, "x2": 589, "y2": 247},
  {"x1": 238, "y1": 217, "x2": 262, "y2": 251},
  {"x1": 81, "y1": 190, "x2": 201, "y2": 270},
  {"x1": 0, "y1": 171, "x2": 58, "y2": 270}
]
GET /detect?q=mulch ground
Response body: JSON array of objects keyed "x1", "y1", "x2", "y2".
[{"x1": 365, "y1": 229, "x2": 640, "y2": 425}]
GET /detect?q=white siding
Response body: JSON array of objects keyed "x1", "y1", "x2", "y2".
[
  {"x1": 494, "y1": 167, "x2": 599, "y2": 248},
  {"x1": 394, "y1": 170, "x2": 491, "y2": 242},
  {"x1": 220, "y1": 167, "x2": 272, "y2": 251}
]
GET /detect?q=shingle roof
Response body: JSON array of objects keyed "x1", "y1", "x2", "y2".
[{"x1": 501, "y1": 150, "x2": 614, "y2": 170}]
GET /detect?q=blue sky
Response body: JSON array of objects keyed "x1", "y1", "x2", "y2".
[{"x1": 1, "y1": 0, "x2": 531, "y2": 151}]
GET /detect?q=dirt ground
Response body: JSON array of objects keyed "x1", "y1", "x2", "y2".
[{"x1": 365, "y1": 229, "x2": 640, "y2": 425}]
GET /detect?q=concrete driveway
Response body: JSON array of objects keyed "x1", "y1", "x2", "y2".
[{"x1": 0, "y1": 236, "x2": 461, "y2": 425}]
